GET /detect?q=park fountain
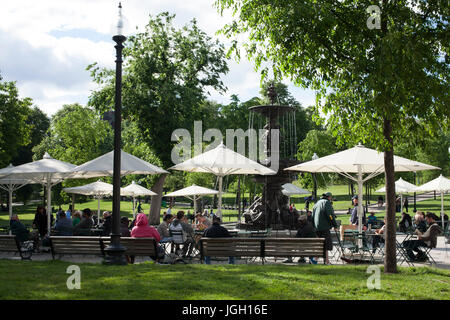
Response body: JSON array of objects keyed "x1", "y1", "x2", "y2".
[{"x1": 240, "y1": 84, "x2": 301, "y2": 230}]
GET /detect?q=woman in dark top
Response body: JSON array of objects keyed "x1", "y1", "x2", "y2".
[
  {"x1": 33, "y1": 206, "x2": 53, "y2": 237},
  {"x1": 398, "y1": 212, "x2": 413, "y2": 232}
]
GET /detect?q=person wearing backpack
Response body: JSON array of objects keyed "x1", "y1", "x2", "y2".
[{"x1": 311, "y1": 192, "x2": 338, "y2": 264}]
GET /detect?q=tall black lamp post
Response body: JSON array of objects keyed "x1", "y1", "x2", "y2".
[{"x1": 104, "y1": 2, "x2": 127, "y2": 265}]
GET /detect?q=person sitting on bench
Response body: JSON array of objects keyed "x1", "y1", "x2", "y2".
[
  {"x1": 10, "y1": 214, "x2": 40, "y2": 252},
  {"x1": 203, "y1": 217, "x2": 234, "y2": 265},
  {"x1": 403, "y1": 213, "x2": 442, "y2": 262},
  {"x1": 131, "y1": 213, "x2": 164, "y2": 262},
  {"x1": 73, "y1": 208, "x2": 94, "y2": 236},
  {"x1": 54, "y1": 211, "x2": 73, "y2": 236},
  {"x1": 284, "y1": 215, "x2": 318, "y2": 264}
]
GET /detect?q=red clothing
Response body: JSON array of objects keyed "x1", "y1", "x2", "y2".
[{"x1": 131, "y1": 214, "x2": 161, "y2": 242}]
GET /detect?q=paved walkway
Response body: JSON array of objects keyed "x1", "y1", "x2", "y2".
[{"x1": 1, "y1": 235, "x2": 448, "y2": 269}]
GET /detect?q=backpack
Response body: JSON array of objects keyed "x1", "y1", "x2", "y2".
[
  {"x1": 169, "y1": 221, "x2": 186, "y2": 243},
  {"x1": 19, "y1": 241, "x2": 34, "y2": 260}
]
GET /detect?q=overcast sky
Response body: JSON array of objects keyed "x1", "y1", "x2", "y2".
[{"x1": 0, "y1": 0, "x2": 316, "y2": 116}]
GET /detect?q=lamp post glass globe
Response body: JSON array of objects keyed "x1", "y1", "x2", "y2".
[
  {"x1": 117, "y1": 2, "x2": 124, "y2": 35},
  {"x1": 113, "y1": 2, "x2": 130, "y2": 37}
]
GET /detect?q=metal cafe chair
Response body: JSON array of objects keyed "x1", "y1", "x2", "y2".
[{"x1": 169, "y1": 229, "x2": 187, "y2": 263}]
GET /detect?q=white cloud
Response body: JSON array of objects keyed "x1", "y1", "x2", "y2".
[{"x1": 0, "y1": 0, "x2": 315, "y2": 116}]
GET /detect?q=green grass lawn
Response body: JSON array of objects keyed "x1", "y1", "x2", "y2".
[
  {"x1": 335, "y1": 194, "x2": 450, "y2": 225},
  {"x1": 0, "y1": 260, "x2": 448, "y2": 300}
]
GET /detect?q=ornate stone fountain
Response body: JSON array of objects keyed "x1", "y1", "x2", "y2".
[{"x1": 240, "y1": 84, "x2": 301, "y2": 230}]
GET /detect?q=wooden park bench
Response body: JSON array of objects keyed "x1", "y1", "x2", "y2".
[
  {"x1": 49, "y1": 236, "x2": 104, "y2": 260},
  {"x1": 100, "y1": 237, "x2": 158, "y2": 264},
  {"x1": 199, "y1": 237, "x2": 326, "y2": 264},
  {"x1": 0, "y1": 235, "x2": 33, "y2": 260},
  {"x1": 49, "y1": 236, "x2": 158, "y2": 264}
]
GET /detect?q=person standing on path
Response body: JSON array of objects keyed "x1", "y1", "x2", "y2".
[
  {"x1": 350, "y1": 195, "x2": 367, "y2": 227},
  {"x1": 311, "y1": 192, "x2": 338, "y2": 264}
]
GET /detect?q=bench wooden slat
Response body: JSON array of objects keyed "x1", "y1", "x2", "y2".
[
  {"x1": 0, "y1": 235, "x2": 30, "y2": 259},
  {"x1": 49, "y1": 236, "x2": 158, "y2": 261},
  {"x1": 200, "y1": 237, "x2": 327, "y2": 264}
]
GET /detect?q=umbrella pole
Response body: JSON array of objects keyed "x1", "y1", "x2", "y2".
[
  {"x1": 133, "y1": 196, "x2": 136, "y2": 219},
  {"x1": 8, "y1": 186, "x2": 13, "y2": 235},
  {"x1": 357, "y1": 166, "x2": 363, "y2": 248},
  {"x1": 47, "y1": 181, "x2": 52, "y2": 237},
  {"x1": 194, "y1": 195, "x2": 197, "y2": 215},
  {"x1": 218, "y1": 176, "x2": 223, "y2": 219},
  {"x1": 441, "y1": 192, "x2": 445, "y2": 229},
  {"x1": 98, "y1": 198, "x2": 101, "y2": 218},
  {"x1": 400, "y1": 193, "x2": 403, "y2": 213}
]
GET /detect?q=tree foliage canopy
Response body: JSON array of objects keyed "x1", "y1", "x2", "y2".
[
  {"x1": 216, "y1": 0, "x2": 449, "y2": 149},
  {"x1": 215, "y1": 0, "x2": 449, "y2": 273},
  {"x1": 33, "y1": 104, "x2": 113, "y2": 165},
  {"x1": 0, "y1": 76, "x2": 33, "y2": 167},
  {"x1": 88, "y1": 12, "x2": 229, "y2": 167}
]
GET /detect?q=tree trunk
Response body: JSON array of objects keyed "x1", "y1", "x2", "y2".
[
  {"x1": 383, "y1": 118, "x2": 397, "y2": 273},
  {"x1": 149, "y1": 174, "x2": 168, "y2": 225}
]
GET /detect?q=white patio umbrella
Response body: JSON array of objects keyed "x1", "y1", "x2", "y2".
[
  {"x1": 415, "y1": 174, "x2": 450, "y2": 228},
  {"x1": 121, "y1": 181, "x2": 157, "y2": 218},
  {"x1": 282, "y1": 183, "x2": 311, "y2": 207},
  {"x1": 282, "y1": 183, "x2": 310, "y2": 196},
  {"x1": 0, "y1": 153, "x2": 76, "y2": 235},
  {"x1": 375, "y1": 177, "x2": 418, "y2": 213},
  {"x1": 0, "y1": 165, "x2": 36, "y2": 234},
  {"x1": 285, "y1": 144, "x2": 440, "y2": 235},
  {"x1": 169, "y1": 143, "x2": 276, "y2": 218},
  {"x1": 164, "y1": 184, "x2": 219, "y2": 215},
  {"x1": 70, "y1": 149, "x2": 168, "y2": 178},
  {"x1": 63, "y1": 180, "x2": 126, "y2": 217}
]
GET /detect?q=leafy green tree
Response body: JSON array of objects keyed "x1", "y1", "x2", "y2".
[
  {"x1": 33, "y1": 103, "x2": 113, "y2": 164},
  {"x1": 12, "y1": 107, "x2": 50, "y2": 205},
  {"x1": 88, "y1": 12, "x2": 229, "y2": 168},
  {"x1": 88, "y1": 13, "x2": 229, "y2": 224},
  {"x1": 32, "y1": 104, "x2": 114, "y2": 205},
  {"x1": 0, "y1": 76, "x2": 33, "y2": 167},
  {"x1": 216, "y1": 0, "x2": 449, "y2": 273},
  {"x1": 199, "y1": 100, "x2": 223, "y2": 132},
  {"x1": 396, "y1": 127, "x2": 450, "y2": 183},
  {"x1": 219, "y1": 94, "x2": 260, "y2": 133},
  {"x1": 296, "y1": 129, "x2": 340, "y2": 190},
  {"x1": 13, "y1": 107, "x2": 50, "y2": 164},
  {"x1": 184, "y1": 172, "x2": 216, "y2": 189},
  {"x1": 121, "y1": 120, "x2": 164, "y2": 190}
]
